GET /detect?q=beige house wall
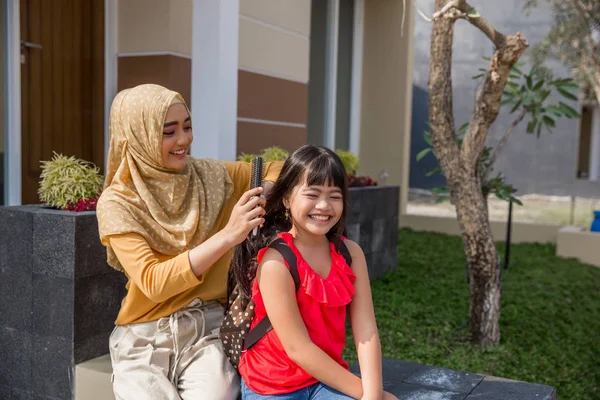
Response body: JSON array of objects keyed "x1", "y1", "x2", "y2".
[
  {"x1": 360, "y1": 0, "x2": 415, "y2": 215},
  {"x1": 400, "y1": 214, "x2": 560, "y2": 244},
  {"x1": 118, "y1": 0, "x2": 192, "y2": 55},
  {"x1": 117, "y1": 0, "x2": 192, "y2": 104},
  {"x1": 556, "y1": 226, "x2": 600, "y2": 267},
  {"x1": 237, "y1": 0, "x2": 311, "y2": 156}
]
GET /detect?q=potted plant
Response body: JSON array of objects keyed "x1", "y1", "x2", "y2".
[{"x1": 0, "y1": 153, "x2": 126, "y2": 399}]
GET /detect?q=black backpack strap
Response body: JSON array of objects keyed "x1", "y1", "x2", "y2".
[
  {"x1": 337, "y1": 239, "x2": 352, "y2": 266},
  {"x1": 244, "y1": 238, "x2": 300, "y2": 350}
]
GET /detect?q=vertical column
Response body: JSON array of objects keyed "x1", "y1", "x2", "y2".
[
  {"x1": 191, "y1": 0, "x2": 239, "y2": 160},
  {"x1": 6, "y1": 0, "x2": 21, "y2": 205},
  {"x1": 349, "y1": 0, "x2": 364, "y2": 156},
  {"x1": 323, "y1": 0, "x2": 339, "y2": 150},
  {"x1": 104, "y1": 0, "x2": 118, "y2": 172}
]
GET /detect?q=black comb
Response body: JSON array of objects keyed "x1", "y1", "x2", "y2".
[{"x1": 250, "y1": 157, "x2": 263, "y2": 239}]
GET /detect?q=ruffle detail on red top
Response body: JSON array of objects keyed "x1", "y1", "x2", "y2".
[{"x1": 277, "y1": 232, "x2": 356, "y2": 307}]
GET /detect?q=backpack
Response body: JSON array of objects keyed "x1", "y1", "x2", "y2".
[{"x1": 219, "y1": 237, "x2": 352, "y2": 369}]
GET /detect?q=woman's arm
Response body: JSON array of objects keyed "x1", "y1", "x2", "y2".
[
  {"x1": 258, "y1": 249, "x2": 365, "y2": 399},
  {"x1": 108, "y1": 187, "x2": 265, "y2": 303},
  {"x1": 345, "y1": 240, "x2": 384, "y2": 400},
  {"x1": 109, "y1": 233, "x2": 202, "y2": 303},
  {"x1": 188, "y1": 186, "x2": 265, "y2": 276}
]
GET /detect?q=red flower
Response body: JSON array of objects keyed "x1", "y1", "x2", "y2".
[{"x1": 63, "y1": 190, "x2": 102, "y2": 212}]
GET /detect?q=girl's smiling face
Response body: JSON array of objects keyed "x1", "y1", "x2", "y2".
[
  {"x1": 285, "y1": 177, "x2": 344, "y2": 238},
  {"x1": 161, "y1": 103, "x2": 193, "y2": 171}
]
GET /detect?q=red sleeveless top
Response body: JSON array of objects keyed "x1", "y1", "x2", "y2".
[{"x1": 238, "y1": 232, "x2": 356, "y2": 395}]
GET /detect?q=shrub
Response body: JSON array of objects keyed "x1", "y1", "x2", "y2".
[
  {"x1": 38, "y1": 152, "x2": 104, "y2": 211},
  {"x1": 335, "y1": 149, "x2": 360, "y2": 176},
  {"x1": 260, "y1": 146, "x2": 289, "y2": 161}
]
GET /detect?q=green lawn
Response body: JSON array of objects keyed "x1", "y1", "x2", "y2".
[{"x1": 344, "y1": 229, "x2": 600, "y2": 399}]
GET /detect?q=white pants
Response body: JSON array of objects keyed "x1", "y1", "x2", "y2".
[{"x1": 109, "y1": 299, "x2": 240, "y2": 400}]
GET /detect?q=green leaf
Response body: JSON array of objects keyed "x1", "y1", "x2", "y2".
[
  {"x1": 530, "y1": 65, "x2": 538, "y2": 76},
  {"x1": 507, "y1": 81, "x2": 519, "y2": 90},
  {"x1": 546, "y1": 105, "x2": 563, "y2": 117},
  {"x1": 457, "y1": 122, "x2": 469, "y2": 136},
  {"x1": 526, "y1": 75, "x2": 533, "y2": 89},
  {"x1": 465, "y1": 7, "x2": 480, "y2": 17},
  {"x1": 527, "y1": 118, "x2": 538, "y2": 134},
  {"x1": 472, "y1": 74, "x2": 485, "y2": 80},
  {"x1": 501, "y1": 98, "x2": 515, "y2": 105},
  {"x1": 426, "y1": 167, "x2": 442, "y2": 177},
  {"x1": 558, "y1": 102, "x2": 581, "y2": 118},
  {"x1": 557, "y1": 87, "x2": 578, "y2": 101},
  {"x1": 543, "y1": 115, "x2": 556, "y2": 128},
  {"x1": 423, "y1": 131, "x2": 432, "y2": 145},
  {"x1": 510, "y1": 99, "x2": 523, "y2": 113},
  {"x1": 537, "y1": 121, "x2": 543, "y2": 137},
  {"x1": 512, "y1": 66, "x2": 524, "y2": 76},
  {"x1": 533, "y1": 79, "x2": 544, "y2": 91},
  {"x1": 556, "y1": 82, "x2": 579, "y2": 90},
  {"x1": 416, "y1": 148, "x2": 432, "y2": 162}
]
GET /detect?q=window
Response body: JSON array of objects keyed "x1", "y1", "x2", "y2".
[{"x1": 577, "y1": 104, "x2": 600, "y2": 181}]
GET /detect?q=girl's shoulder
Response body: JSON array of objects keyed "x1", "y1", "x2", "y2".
[{"x1": 340, "y1": 237, "x2": 363, "y2": 259}]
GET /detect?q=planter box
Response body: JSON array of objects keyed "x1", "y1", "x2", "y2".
[
  {"x1": 0, "y1": 205, "x2": 126, "y2": 400},
  {"x1": 556, "y1": 225, "x2": 600, "y2": 267},
  {"x1": 347, "y1": 186, "x2": 400, "y2": 280}
]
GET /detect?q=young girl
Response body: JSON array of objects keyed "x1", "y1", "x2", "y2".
[{"x1": 233, "y1": 145, "x2": 397, "y2": 400}]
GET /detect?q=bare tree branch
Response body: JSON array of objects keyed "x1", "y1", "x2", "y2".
[
  {"x1": 428, "y1": 1, "x2": 462, "y2": 186},
  {"x1": 456, "y1": 2, "x2": 507, "y2": 49},
  {"x1": 432, "y1": 0, "x2": 460, "y2": 19},
  {"x1": 461, "y1": 33, "x2": 528, "y2": 169},
  {"x1": 483, "y1": 109, "x2": 527, "y2": 182}
]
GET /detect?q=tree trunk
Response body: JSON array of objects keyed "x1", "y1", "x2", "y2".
[
  {"x1": 454, "y1": 174, "x2": 501, "y2": 345},
  {"x1": 428, "y1": 0, "x2": 527, "y2": 345},
  {"x1": 592, "y1": 66, "x2": 600, "y2": 107}
]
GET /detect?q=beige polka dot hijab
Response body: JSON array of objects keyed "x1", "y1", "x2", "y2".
[{"x1": 97, "y1": 84, "x2": 233, "y2": 271}]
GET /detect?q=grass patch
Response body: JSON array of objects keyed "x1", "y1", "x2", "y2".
[{"x1": 344, "y1": 229, "x2": 600, "y2": 399}]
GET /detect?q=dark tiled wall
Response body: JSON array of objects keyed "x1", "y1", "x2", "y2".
[
  {"x1": 0, "y1": 206, "x2": 126, "y2": 400},
  {"x1": 347, "y1": 186, "x2": 400, "y2": 280}
]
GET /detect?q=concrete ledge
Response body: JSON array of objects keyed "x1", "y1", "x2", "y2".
[
  {"x1": 556, "y1": 226, "x2": 600, "y2": 267},
  {"x1": 401, "y1": 214, "x2": 559, "y2": 244},
  {"x1": 351, "y1": 358, "x2": 556, "y2": 400},
  {"x1": 77, "y1": 355, "x2": 556, "y2": 400},
  {"x1": 75, "y1": 354, "x2": 114, "y2": 400}
]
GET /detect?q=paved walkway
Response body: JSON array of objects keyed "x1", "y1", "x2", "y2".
[{"x1": 351, "y1": 358, "x2": 556, "y2": 400}]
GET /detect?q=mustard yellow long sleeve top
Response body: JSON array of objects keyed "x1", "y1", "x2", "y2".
[{"x1": 109, "y1": 161, "x2": 282, "y2": 325}]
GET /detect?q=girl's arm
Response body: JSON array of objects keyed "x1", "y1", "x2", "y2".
[
  {"x1": 345, "y1": 239, "x2": 384, "y2": 400},
  {"x1": 258, "y1": 249, "x2": 365, "y2": 399}
]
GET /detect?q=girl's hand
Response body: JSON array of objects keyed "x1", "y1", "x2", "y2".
[
  {"x1": 383, "y1": 391, "x2": 398, "y2": 400},
  {"x1": 223, "y1": 187, "x2": 266, "y2": 245},
  {"x1": 361, "y1": 391, "x2": 397, "y2": 400}
]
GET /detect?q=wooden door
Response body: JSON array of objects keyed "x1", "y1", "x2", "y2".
[{"x1": 20, "y1": 0, "x2": 104, "y2": 204}]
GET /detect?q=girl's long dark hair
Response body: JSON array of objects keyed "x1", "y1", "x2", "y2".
[{"x1": 228, "y1": 144, "x2": 349, "y2": 300}]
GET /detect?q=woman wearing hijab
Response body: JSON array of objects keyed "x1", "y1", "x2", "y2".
[{"x1": 97, "y1": 84, "x2": 282, "y2": 399}]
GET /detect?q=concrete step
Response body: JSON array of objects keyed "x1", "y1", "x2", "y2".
[
  {"x1": 77, "y1": 355, "x2": 556, "y2": 400},
  {"x1": 75, "y1": 354, "x2": 115, "y2": 400}
]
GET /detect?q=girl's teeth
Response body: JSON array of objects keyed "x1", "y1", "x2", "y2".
[{"x1": 311, "y1": 215, "x2": 330, "y2": 221}]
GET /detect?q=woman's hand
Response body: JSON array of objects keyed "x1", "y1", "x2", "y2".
[{"x1": 223, "y1": 187, "x2": 266, "y2": 245}]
